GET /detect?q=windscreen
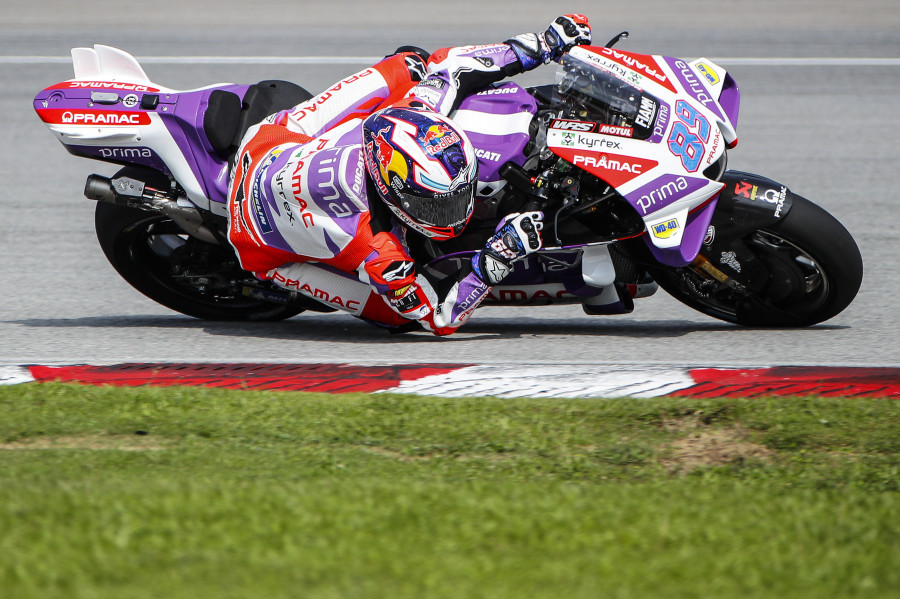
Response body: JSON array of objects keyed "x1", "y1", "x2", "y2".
[{"x1": 555, "y1": 53, "x2": 658, "y2": 139}]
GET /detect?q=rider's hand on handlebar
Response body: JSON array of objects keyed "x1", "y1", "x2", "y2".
[
  {"x1": 544, "y1": 14, "x2": 592, "y2": 61},
  {"x1": 472, "y1": 212, "x2": 544, "y2": 285}
]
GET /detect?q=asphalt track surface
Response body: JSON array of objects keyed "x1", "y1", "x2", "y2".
[{"x1": 2, "y1": 0, "x2": 899, "y2": 372}]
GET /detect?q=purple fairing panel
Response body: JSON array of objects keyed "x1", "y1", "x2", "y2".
[
  {"x1": 644, "y1": 198, "x2": 719, "y2": 267},
  {"x1": 454, "y1": 83, "x2": 537, "y2": 182},
  {"x1": 662, "y1": 57, "x2": 725, "y2": 121},
  {"x1": 66, "y1": 145, "x2": 171, "y2": 174},
  {"x1": 647, "y1": 100, "x2": 672, "y2": 144},
  {"x1": 718, "y1": 72, "x2": 740, "y2": 131},
  {"x1": 33, "y1": 82, "x2": 249, "y2": 203},
  {"x1": 158, "y1": 85, "x2": 249, "y2": 204},
  {"x1": 624, "y1": 174, "x2": 710, "y2": 218},
  {"x1": 33, "y1": 86, "x2": 173, "y2": 174}
]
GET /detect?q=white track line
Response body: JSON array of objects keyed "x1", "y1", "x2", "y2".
[
  {"x1": 2, "y1": 56, "x2": 899, "y2": 66},
  {"x1": 0, "y1": 366, "x2": 34, "y2": 385},
  {"x1": 386, "y1": 365, "x2": 697, "y2": 399}
]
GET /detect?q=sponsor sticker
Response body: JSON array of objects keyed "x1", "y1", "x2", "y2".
[
  {"x1": 695, "y1": 62, "x2": 721, "y2": 86},
  {"x1": 720, "y1": 251, "x2": 741, "y2": 272},
  {"x1": 597, "y1": 48, "x2": 676, "y2": 92},
  {"x1": 37, "y1": 109, "x2": 151, "y2": 126},
  {"x1": 650, "y1": 218, "x2": 680, "y2": 239},
  {"x1": 735, "y1": 182, "x2": 786, "y2": 215},
  {"x1": 476, "y1": 85, "x2": 519, "y2": 95},
  {"x1": 550, "y1": 119, "x2": 596, "y2": 132},
  {"x1": 49, "y1": 81, "x2": 160, "y2": 92},
  {"x1": 572, "y1": 153, "x2": 647, "y2": 174},
  {"x1": 474, "y1": 148, "x2": 501, "y2": 162},
  {"x1": 598, "y1": 124, "x2": 634, "y2": 137}
]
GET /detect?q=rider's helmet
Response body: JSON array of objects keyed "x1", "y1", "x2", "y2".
[{"x1": 362, "y1": 107, "x2": 478, "y2": 240}]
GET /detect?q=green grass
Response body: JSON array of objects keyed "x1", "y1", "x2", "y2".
[{"x1": 1, "y1": 383, "x2": 898, "y2": 599}]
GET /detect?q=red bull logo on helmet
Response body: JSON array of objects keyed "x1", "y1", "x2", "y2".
[
  {"x1": 372, "y1": 126, "x2": 409, "y2": 182},
  {"x1": 373, "y1": 127, "x2": 394, "y2": 170},
  {"x1": 422, "y1": 124, "x2": 461, "y2": 156}
]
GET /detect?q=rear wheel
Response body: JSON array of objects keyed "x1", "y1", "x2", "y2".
[
  {"x1": 645, "y1": 195, "x2": 863, "y2": 326},
  {"x1": 95, "y1": 200, "x2": 306, "y2": 321}
]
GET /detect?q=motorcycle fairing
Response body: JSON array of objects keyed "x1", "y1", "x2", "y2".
[
  {"x1": 34, "y1": 45, "x2": 245, "y2": 214},
  {"x1": 450, "y1": 82, "x2": 537, "y2": 197},
  {"x1": 548, "y1": 47, "x2": 740, "y2": 266}
]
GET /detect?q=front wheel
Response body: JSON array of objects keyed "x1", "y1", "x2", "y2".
[
  {"x1": 645, "y1": 195, "x2": 863, "y2": 326},
  {"x1": 95, "y1": 201, "x2": 306, "y2": 321}
]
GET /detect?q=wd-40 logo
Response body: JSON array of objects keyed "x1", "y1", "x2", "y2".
[
  {"x1": 695, "y1": 62, "x2": 720, "y2": 86},
  {"x1": 651, "y1": 219, "x2": 680, "y2": 239}
]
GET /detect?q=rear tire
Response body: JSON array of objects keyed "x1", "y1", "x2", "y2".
[
  {"x1": 95, "y1": 198, "x2": 304, "y2": 322},
  {"x1": 646, "y1": 195, "x2": 863, "y2": 326}
]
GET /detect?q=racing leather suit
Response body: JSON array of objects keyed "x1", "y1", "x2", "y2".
[{"x1": 227, "y1": 37, "x2": 563, "y2": 335}]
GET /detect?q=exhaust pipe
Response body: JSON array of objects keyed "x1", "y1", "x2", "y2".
[
  {"x1": 83, "y1": 174, "x2": 120, "y2": 204},
  {"x1": 84, "y1": 174, "x2": 151, "y2": 206},
  {"x1": 84, "y1": 174, "x2": 221, "y2": 245}
]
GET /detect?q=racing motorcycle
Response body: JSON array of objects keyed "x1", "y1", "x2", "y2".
[{"x1": 33, "y1": 35, "x2": 863, "y2": 327}]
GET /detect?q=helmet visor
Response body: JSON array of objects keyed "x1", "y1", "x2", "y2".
[{"x1": 397, "y1": 181, "x2": 475, "y2": 229}]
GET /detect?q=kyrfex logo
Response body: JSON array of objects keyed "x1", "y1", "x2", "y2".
[
  {"x1": 597, "y1": 48, "x2": 676, "y2": 92},
  {"x1": 39, "y1": 109, "x2": 150, "y2": 126}
]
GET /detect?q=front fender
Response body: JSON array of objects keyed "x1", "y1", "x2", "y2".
[
  {"x1": 695, "y1": 170, "x2": 796, "y2": 292},
  {"x1": 710, "y1": 170, "x2": 794, "y2": 238}
]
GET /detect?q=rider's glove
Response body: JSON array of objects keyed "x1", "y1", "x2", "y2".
[
  {"x1": 544, "y1": 14, "x2": 592, "y2": 61},
  {"x1": 506, "y1": 15, "x2": 591, "y2": 71},
  {"x1": 472, "y1": 212, "x2": 544, "y2": 285}
]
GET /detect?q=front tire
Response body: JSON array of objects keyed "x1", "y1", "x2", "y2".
[
  {"x1": 95, "y1": 201, "x2": 305, "y2": 321},
  {"x1": 645, "y1": 195, "x2": 863, "y2": 326}
]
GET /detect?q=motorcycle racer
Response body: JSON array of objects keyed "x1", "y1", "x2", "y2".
[{"x1": 227, "y1": 15, "x2": 591, "y2": 334}]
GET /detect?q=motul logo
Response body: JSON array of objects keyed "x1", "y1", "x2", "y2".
[
  {"x1": 598, "y1": 124, "x2": 634, "y2": 137},
  {"x1": 38, "y1": 109, "x2": 151, "y2": 126}
]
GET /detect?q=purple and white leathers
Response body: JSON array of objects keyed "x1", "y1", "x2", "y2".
[
  {"x1": 33, "y1": 19, "x2": 862, "y2": 330},
  {"x1": 223, "y1": 15, "x2": 592, "y2": 335}
]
